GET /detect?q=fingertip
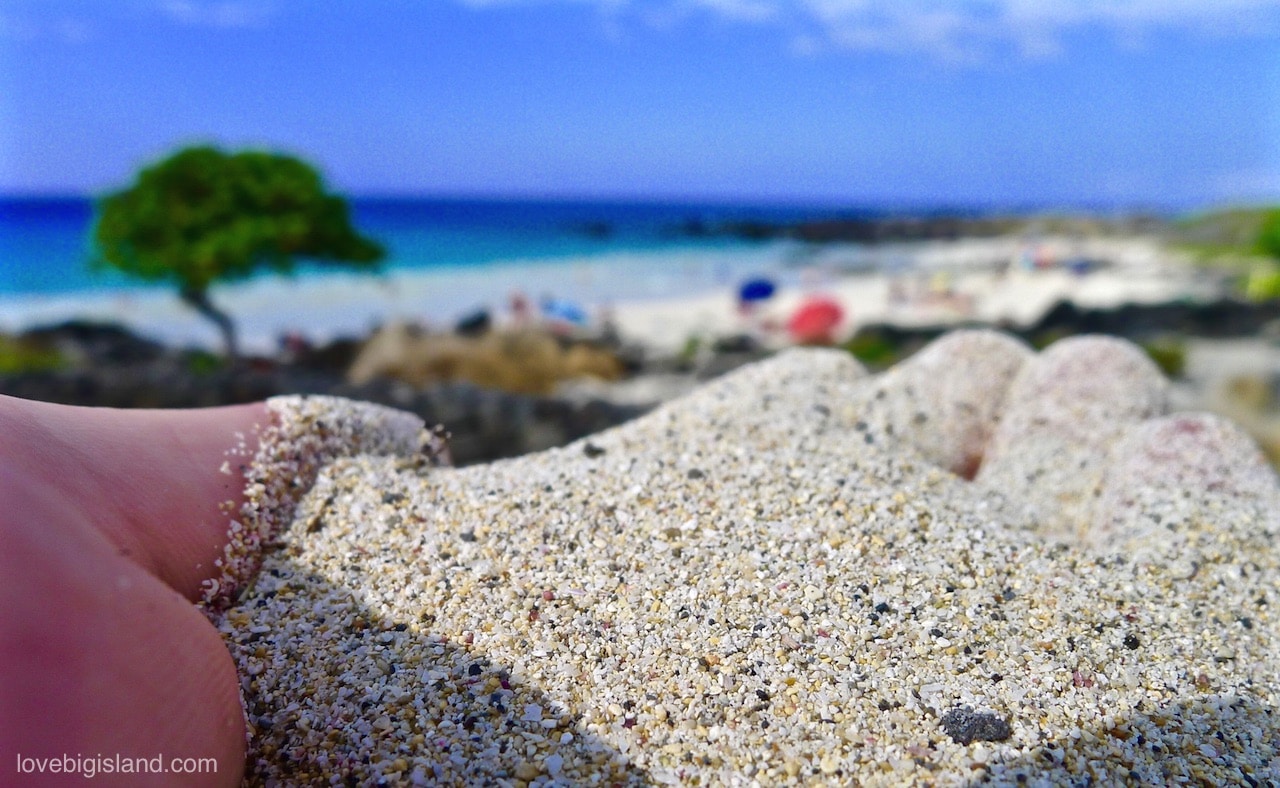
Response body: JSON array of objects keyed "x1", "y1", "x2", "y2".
[
  {"x1": 135, "y1": 402, "x2": 274, "y2": 600},
  {"x1": 0, "y1": 396, "x2": 273, "y2": 601}
]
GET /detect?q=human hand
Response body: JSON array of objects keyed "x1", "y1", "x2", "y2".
[{"x1": 1, "y1": 395, "x2": 267, "y2": 786}]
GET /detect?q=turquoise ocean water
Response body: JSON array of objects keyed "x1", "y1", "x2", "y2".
[
  {"x1": 0, "y1": 196, "x2": 890, "y2": 349},
  {"x1": 0, "y1": 197, "x2": 858, "y2": 296}
]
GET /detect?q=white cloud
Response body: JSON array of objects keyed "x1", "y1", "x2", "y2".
[
  {"x1": 787, "y1": 0, "x2": 1280, "y2": 61},
  {"x1": 157, "y1": 0, "x2": 273, "y2": 29},
  {"x1": 457, "y1": 0, "x2": 1280, "y2": 61}
]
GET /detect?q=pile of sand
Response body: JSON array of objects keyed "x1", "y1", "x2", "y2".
[{"x1": 211, "y1": 330, "x2": 1280, "y2": 786}]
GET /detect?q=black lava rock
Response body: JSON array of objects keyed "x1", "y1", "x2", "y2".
[
  {"x1": 940, "y1": 706, "x2": 1012, "y2": 745},
  {"x1": 1, "y1": 321, "x2": 652, "y2": 467}
]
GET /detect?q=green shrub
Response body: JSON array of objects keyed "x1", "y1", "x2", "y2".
[
  {"x1": 1244, "y1": 264, "x2": 1280, "y2": 302},
  {"x1": 1028, "y1": 329, "x2": 1072, "y2": 351},
  {"x1": 1140, "y1": 338, "x2": 1187, "y2": 378},
  {"x1": 0, "y1": 336, "x2": 66, "y2": 374},
  {"x1": 184, "y1": 349, "x2": 226, "y2": 376},
  {"x1": 1256, "y1": 208, "x2": 1280, "y2": 261},
  {"x1": 843, "y1": 333, "x2": 902, "y2": 370},
  {"x1": 677, "y1": 335, "x2": 702, "y2": 365}
]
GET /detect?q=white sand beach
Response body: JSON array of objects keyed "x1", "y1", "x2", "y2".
[
  {"x1": 0, "y1": 235, "x2": 1224, "y2": 356},
  {"x1": 613, "y1": 235, "x2": 1219, "y2": 353}
]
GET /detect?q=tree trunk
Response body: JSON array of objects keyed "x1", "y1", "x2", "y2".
[{"x1": 180, "y1": 286, "x2": 239, "y2": 361}]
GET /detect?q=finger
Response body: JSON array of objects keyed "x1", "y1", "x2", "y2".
[
  {"x1": 1090, "y1": 412, "x2": 1280, "y2": 557},
  {"x1": 856, "y1": 329, "x2": 1033, "y2": 479},
  {"x1": 975, "y1": 335, "x2": 1168, "y2": 539},
  {"x1": 0, "y1": 396, "x2": 268, "y2": 601}
]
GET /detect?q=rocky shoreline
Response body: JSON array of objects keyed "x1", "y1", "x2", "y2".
[
  {"x1": 3, "y1": 294, "x2": 1279, "y2": 466},
  {"x1": 0, "y1": 321, "x2": 648, "y2": 466},
  {"x1": 669, "y1": 211, "x2": 1167, "y2": 245}
]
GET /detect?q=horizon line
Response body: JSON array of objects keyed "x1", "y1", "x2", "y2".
[{"x1": 0, "y1": 190, "x2": 1250, "y2": 217}]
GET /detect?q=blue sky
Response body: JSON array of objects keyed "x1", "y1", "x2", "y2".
[{"x1": 1, "y1": 0, "x2": 1278, "y2": 209}]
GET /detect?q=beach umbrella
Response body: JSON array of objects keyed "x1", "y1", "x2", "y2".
[
  {"x1": 738, "y1": 277, "x2": 777, "y2": 304},
  {"x1": 786, "y1": 296, "x2": 844, "y2": 345},
  {"x1": 542, "y1": 298, "x2": 588, "y2": 326}
]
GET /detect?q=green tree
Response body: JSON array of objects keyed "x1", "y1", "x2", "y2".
[{"x1": 93, "y1": 146, "x2": 384, "y2": 359}]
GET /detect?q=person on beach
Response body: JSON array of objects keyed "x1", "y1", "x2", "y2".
[
  {"x1": 508, "y1": 291, "x2": 532, "y2": 326},
  {"x1": 1, "y1": 395, "x2": 256, "y2": 787}
]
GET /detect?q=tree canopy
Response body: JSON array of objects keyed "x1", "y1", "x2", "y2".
[{"x1": 93, "y1": 146, "x2": 384, "y2": 357}]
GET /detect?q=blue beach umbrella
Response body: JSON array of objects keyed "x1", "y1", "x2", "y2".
[
  {"x1": 738, "y1": 277, "x2": 777, "y2": 303},
  {"x1": 542, "y1": 298, "x2": 588, "y2": 325}
]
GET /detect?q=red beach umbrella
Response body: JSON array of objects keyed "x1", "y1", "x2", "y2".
[{"x1": 786, "y1": 296, "x2": 844, "y2": 345}]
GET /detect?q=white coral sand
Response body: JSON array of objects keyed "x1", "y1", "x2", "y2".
[{"x1": 212, "y1": 330, "x2": 1280, "y2": 786}]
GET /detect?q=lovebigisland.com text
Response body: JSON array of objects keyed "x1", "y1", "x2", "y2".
[{"x1": 16, "y1": 753, "x2": 217, "y2": 779}]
